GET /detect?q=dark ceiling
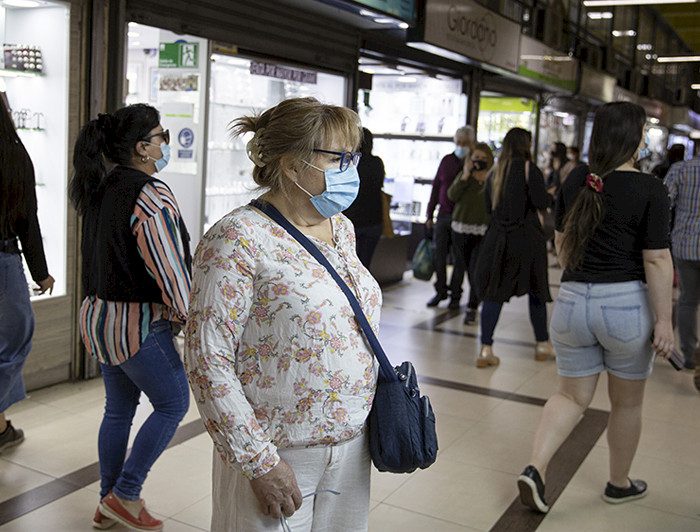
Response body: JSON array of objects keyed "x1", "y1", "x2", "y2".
[{"x1": 655, "y1": 4, "x2": 700, "y2": 53}]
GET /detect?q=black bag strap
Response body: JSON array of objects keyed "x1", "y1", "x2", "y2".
[{"x1": 250, "y1": 200, "x2": 397, "y2": 382}]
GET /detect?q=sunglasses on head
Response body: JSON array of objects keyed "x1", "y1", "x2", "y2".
[{"x1": 142, "y1": 129, "x2": 170, "y2": 145}]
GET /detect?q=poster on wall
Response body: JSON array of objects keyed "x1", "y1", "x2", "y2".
[{"x1": 161, "y1": 101, "x2": 197, "y2": 171}]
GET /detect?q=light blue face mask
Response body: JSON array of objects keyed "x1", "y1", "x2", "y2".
[
  {"x1": 454, "y1": 145, "x2": 468, "y2": 159},
  {"x1": 297, "y1": 161, "x2": 360, "y2": 218},
  {"x1": 147, "y1": 142, "x2": 170, "y2": 172},
  {"x1": 637, "y1": 135, "x2": 650, "y2": 161}
]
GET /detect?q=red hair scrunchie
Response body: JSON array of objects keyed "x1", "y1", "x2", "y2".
[{"x1": 586, "y1": 173, "x2": 603, "y2": 193}]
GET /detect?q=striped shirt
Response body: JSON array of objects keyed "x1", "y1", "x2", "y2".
[
  {"x1": 665, "y1": 157, "x2": 700, "y2": 261},
  {"x1": 79, "y1": 182, "x2": 191, "y2": 365}
]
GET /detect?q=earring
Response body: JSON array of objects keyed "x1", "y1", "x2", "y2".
[{"x1": 141, "y1": 156, "x2": 148, "y2": 162}]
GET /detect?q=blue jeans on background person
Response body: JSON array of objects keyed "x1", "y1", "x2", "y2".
[
  {"x1": 0, "y1": 252, "x2": 34, "y2": 412},
  {"x1": 98, "y1": 319, "x2": 189, "y2": 501},
  {"x1": 675, "y1": 258, "x2": 700, "y2": 367},
  {"x1": 354, "y1": 224, "x2": 383, "y2": 270},
  {"x1": 480, "y1": 294, "x2": 549, "y2": 346}
]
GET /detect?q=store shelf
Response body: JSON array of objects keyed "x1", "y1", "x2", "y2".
[
  {"x1": 17, "y1": 127, "x2": 45, "y2": 131},
  {"x1": 0, "y1": 68, "x2": 43, "y2": 78}
]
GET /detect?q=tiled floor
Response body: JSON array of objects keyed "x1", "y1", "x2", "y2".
[{"x1": 1, "y1": 263, "x2": 699, "y2": 531}]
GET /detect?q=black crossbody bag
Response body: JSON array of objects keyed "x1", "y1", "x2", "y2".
[{"x1": 251, "y1": 200, "x2": 438, "y2": 473}]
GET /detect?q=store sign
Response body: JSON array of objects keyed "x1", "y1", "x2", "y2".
[
  {"x1": 250, "y1": 61, "x2": 317, "y2": 84},
  {"x1": 159, "y1": 42, "x2": 199, "y2": 69},
  {"x1": 352, "y1": 0, "x2": 417, "y2": 23},
  {"x1": 518, "y1": 35, "x2": 576, "y2": 92},
  {"x1": 422, "y1": 0, "x2": 520, "y2": 73},
  {"x1": 579, "y1": 64, "x2": 616, "y2": 103}
]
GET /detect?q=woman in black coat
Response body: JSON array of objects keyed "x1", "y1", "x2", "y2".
[{"x1": 474, "y1": 128, "x2": 554, "y2": 367}]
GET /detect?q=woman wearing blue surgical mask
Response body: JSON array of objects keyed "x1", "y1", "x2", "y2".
[
  {"x1": 184, "y1": 97, "x2": 380, "y2": 532},
  {"x1": 70, "y1": 103, "x2": 191, "y2": 532}
]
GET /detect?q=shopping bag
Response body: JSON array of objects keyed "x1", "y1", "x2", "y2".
[{"x1": 412, "y1": 238, "x2": 434, "y2": 281}]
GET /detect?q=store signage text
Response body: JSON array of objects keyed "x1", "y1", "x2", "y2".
[
  {"x1": 159, "y1": 42, "x2": 199, "y2": 69},
  {"x1": 518, "y1": 35, "x2": 576, "y2": 92},
  {"x1": 250, "y1": 61, "x2": 317, "y2": 84},
  {"x1": 422, "y1": 0, "x2": 520, "y2": 73}
]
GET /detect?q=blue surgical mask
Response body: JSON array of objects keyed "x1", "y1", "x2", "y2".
[
  {"x1": 454, "y1": 146, "x2": 468, "y2": 159},
  {"x1": 297, "y1": 162, "x2": 360, "y2": 218},
  {"x1": 147, "y1": 142, "x2": 170, "y2": 172},
  {"x1": 637, "y1": 135, "x2": 650, "y2": 161}
]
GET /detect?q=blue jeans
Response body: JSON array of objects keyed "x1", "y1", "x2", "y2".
[
  {"x1": 550, "y1": 281, "x2": 654, "y2": 380},
  {"x1": 675, "y1": 258, "x2": 700, "y2": 366},
  {"x1": 98, "y1": 319, "x2": 189, "y2": 501},
  {"x1": 0, "y1": 252, "x2": 34, "y2": 412}
]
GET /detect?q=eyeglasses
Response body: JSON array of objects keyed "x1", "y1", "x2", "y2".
[
  {"x1": 142, "y1": 129, "x2": 170, "y2": 145},
  {"x1": 279, "y1": 489, "x2": 340, "y2": 532},
  {"x1": 312, "y1": 149, "x2": 361, "y2": 171}
]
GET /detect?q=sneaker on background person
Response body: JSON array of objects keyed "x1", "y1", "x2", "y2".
[{"x1": 0, "y1": 420, "x2": 24, "y2": 453}]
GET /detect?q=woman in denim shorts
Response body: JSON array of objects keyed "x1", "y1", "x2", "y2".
[{"x1": 516, "y1": 102, "x2": 675, "y2": 513}]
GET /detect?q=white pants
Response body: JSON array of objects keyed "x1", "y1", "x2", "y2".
[{"x1": 211, "y1": 434, "x2": 371, "y2": 532}]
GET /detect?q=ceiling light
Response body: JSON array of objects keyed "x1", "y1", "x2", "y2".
[
  {"x1": 649, "y1": 117, "x2": 660, "y2": 124},
  {"x1": 359, "y1": 9, "x2": 379, "y2": 17},
  {"x1": 692, "y1": 83, "x2": 700, "y2": 90},
  {"x1": 2, "y1": 0, "x2": 41, "y2": 7},
  {"x1": 637, "y1": 43, "x2": 653, "y2": 51},
  {"x1": 373, "y1": 17, "x2": 394, "y2": 24},
  {"x1": 521, "y1": 54, "x2": 573, "y2": 62},
  {"x1": 587, "y1": 11, "x2": 613, "y2": 19},
  {"x1": 398, "y1": 22, "x2": 409, "y2": 29},
  {"x1": 128, "y1": 31, "x2": 140, "y2": 38},
  {"x1": 584, "y1": 0, "x2": 698, "y2": 5},
  {"x1": 657, "y1": 55, "x2": 700, "y2": 63},
  {"x1": 612, "y1": 30, "x2": 636, "y2": 37}
]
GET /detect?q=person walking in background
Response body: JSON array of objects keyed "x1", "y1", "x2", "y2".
[
  {"x1": 518, "y1": 102, "x2": 674, "y2": 513},
  {"x1": 664, "y1": 147, "x2": 700, "y2": 387},
  {"x1": 185, "y1": 98, "x2": 378, "y2": 531},
  {"x1": 344, "y1": 127, "x2": 385, "y2": 269},
  {"x1": 567, "y1": 146, "x2": 581, "y2": 166},
  {"x1": 545, "y1": 142, "x2": 576, "y2": 195},
  {"x1": 0, "y1": 92, "x2": 54, "y2": 453},
  {"x1": 473, "y1": 128, "x2": 554, "y2": 368},
  {"x1": 425, "y1": 125, "x2": 475, "y2": 309},
  {"x1": 71, "y1": 104, "x2": 191, "y2": 532},
  {"x1": 447, "y1": 141, "x2": 494, "y2": 324},
  {"x1": 653, "y1": 143, "x2": 685, "y2": 180}
]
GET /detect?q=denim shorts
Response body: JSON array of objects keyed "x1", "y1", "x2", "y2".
[{"x1": 550, "y1": 281, "x2": 655, "y2": 380}]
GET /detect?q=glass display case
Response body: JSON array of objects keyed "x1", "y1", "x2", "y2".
[
  {"x1": 204, "y1": 53, "x2": 347, "y2": 231},
  {"x1": 1, "y1": 1, "x2": 70, "y2": 298},
  {"x1": 358, "y1": 75, "x2": 467, "y2": 228},
  {"x1": 477, "y1": 96, "x2": 537, "y2": 154},
  {"x1": 536, "y1": 109, "x2": 578, "y2": 170}
]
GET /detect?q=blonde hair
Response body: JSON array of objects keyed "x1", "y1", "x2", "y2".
[{"x1": 229, "y1": 97, "x2": 362, "y2": 195}]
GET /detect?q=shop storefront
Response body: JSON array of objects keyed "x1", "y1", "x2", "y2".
[{"x1": 1, "y1": 0, "x2": 84, "y2": 389}]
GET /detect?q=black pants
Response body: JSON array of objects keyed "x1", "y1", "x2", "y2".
[
  {"x1": 433, "y1": 212, "x2": 464, "y2": 299},
  {"x1": 452, "y1": 232, "x2": 483, "y2": 310}
]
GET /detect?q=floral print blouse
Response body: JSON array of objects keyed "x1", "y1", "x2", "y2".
[{"x1": 184, "y1": 204, "x2": 381, "y2": 480}]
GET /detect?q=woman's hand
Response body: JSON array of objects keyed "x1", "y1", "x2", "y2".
[
  {"x1": 35, "y1": 275, "x2": 55, "y2": 295},
  {"x1": 652, "y1": 319, "x2": 674, "y2": 360},
  {"x1": 250, "y1": 459, "x2": 303, "y2": 519}
]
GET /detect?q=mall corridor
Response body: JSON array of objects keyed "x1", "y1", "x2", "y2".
[{"x1": 0, "y1": 260, "x2": 698, "y2": 532}]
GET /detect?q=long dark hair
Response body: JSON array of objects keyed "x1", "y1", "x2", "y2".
[
  {"x1": 70, "y1": 103, "x2": 160, "y2": 215},
  {"x1": 0, "y1": 93, "x2": 35, "y2": 235},
  {"x1": 559, "y1": 102, "x2": 646, "y2": 269},
  {"x1": 492, "y1": 127, "x2": 532, "y2": 208}
]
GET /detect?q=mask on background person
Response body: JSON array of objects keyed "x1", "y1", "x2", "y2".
[
  {"x1": 471, "y1": 160, "x2": 488, "y2": 171},
  {"x1": 147, "y1": 142, "x2": 171, "y2": 172},
  {"x1": 297, "y1": 162, "x2": 360, "y2": 218},
  {"x1": 454, "y1": 145, "x2": 468, "y2": 159}
]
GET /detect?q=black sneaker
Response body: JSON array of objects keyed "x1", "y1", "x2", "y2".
[
  {"x1": 602, "y1": 479, "x2": 647, "y2": 504},
  {"x1": 518, "y1": 465, "x2": 549, "y2": 513},
  {"x1": 463, "y1": 308, "x2": 477, "y2": 324},
  {"x1": 0, "y1": 421, "x2": 24, "y2": 453},
  {"x1": 427, "y1": 294, "x2": 448, "y2": 307},
  {"x1": 448, "y1": 297, "x2": 461, "y2": 310}
]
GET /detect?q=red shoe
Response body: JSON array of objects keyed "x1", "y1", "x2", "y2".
[
  {"x1": 92, "y1": 506, "x2": 116, "y2": 529},
  {"x1": 99, "y1": 492, "x2": 163, "y2": 531}
]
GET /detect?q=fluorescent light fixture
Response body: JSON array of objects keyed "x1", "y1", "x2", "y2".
[
  {"x1": 398, "y1": 22, "x2": 409, "y2": 29},
  {"x1": 657, "y1": 55, "x2": 700, "y2": 63},
  {"x1": 587, "y1": 11, "x2": 613, "y2": 19},
  {"x1": 359, "y1": 9, "x2": 379, "y2": 17},
  {"x1": 691, "y1": 83, "x2": 700, "y2": 90},
  {"x1": 373, "y1": 17, "x2": 394, "y2": 24},
  {"x1": 585, "y1": 0, "x2": 698, "y2": 5},
  {"x1": 521, "y1": 54, "x2": 573, "y2": 62},
  {"x1": 612, "y1": 30, "x2": 636, "y2": 37},
  {"x1": 2, "y1": 0, "x2": 41, "y2": 7},
  {"x1": 397, "y1": 76, "x2": 417, "y2": 83},
  {"x1": 128, "y1": 22, "x2": 139, "y2": 28}
]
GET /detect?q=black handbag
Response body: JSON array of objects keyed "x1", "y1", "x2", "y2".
[{"x1": 251, "y1": 200, "x2": 438, "y2": 474}]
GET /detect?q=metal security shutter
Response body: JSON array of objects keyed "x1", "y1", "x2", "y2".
[{"x1": 125, "y1": 0, "x2": 361, "y2": 75}]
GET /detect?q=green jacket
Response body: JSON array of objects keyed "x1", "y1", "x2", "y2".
[{"x1": 447, "y1": 173, "x2": 490, "y2": 230}]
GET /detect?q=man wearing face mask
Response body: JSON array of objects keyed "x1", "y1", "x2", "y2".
[
  {"x1": 425, "y1": 126, "x2": 475, "y2": 309},
  {"x1": 185, "y1": 98, "x2": 381, "y2": 531}
]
